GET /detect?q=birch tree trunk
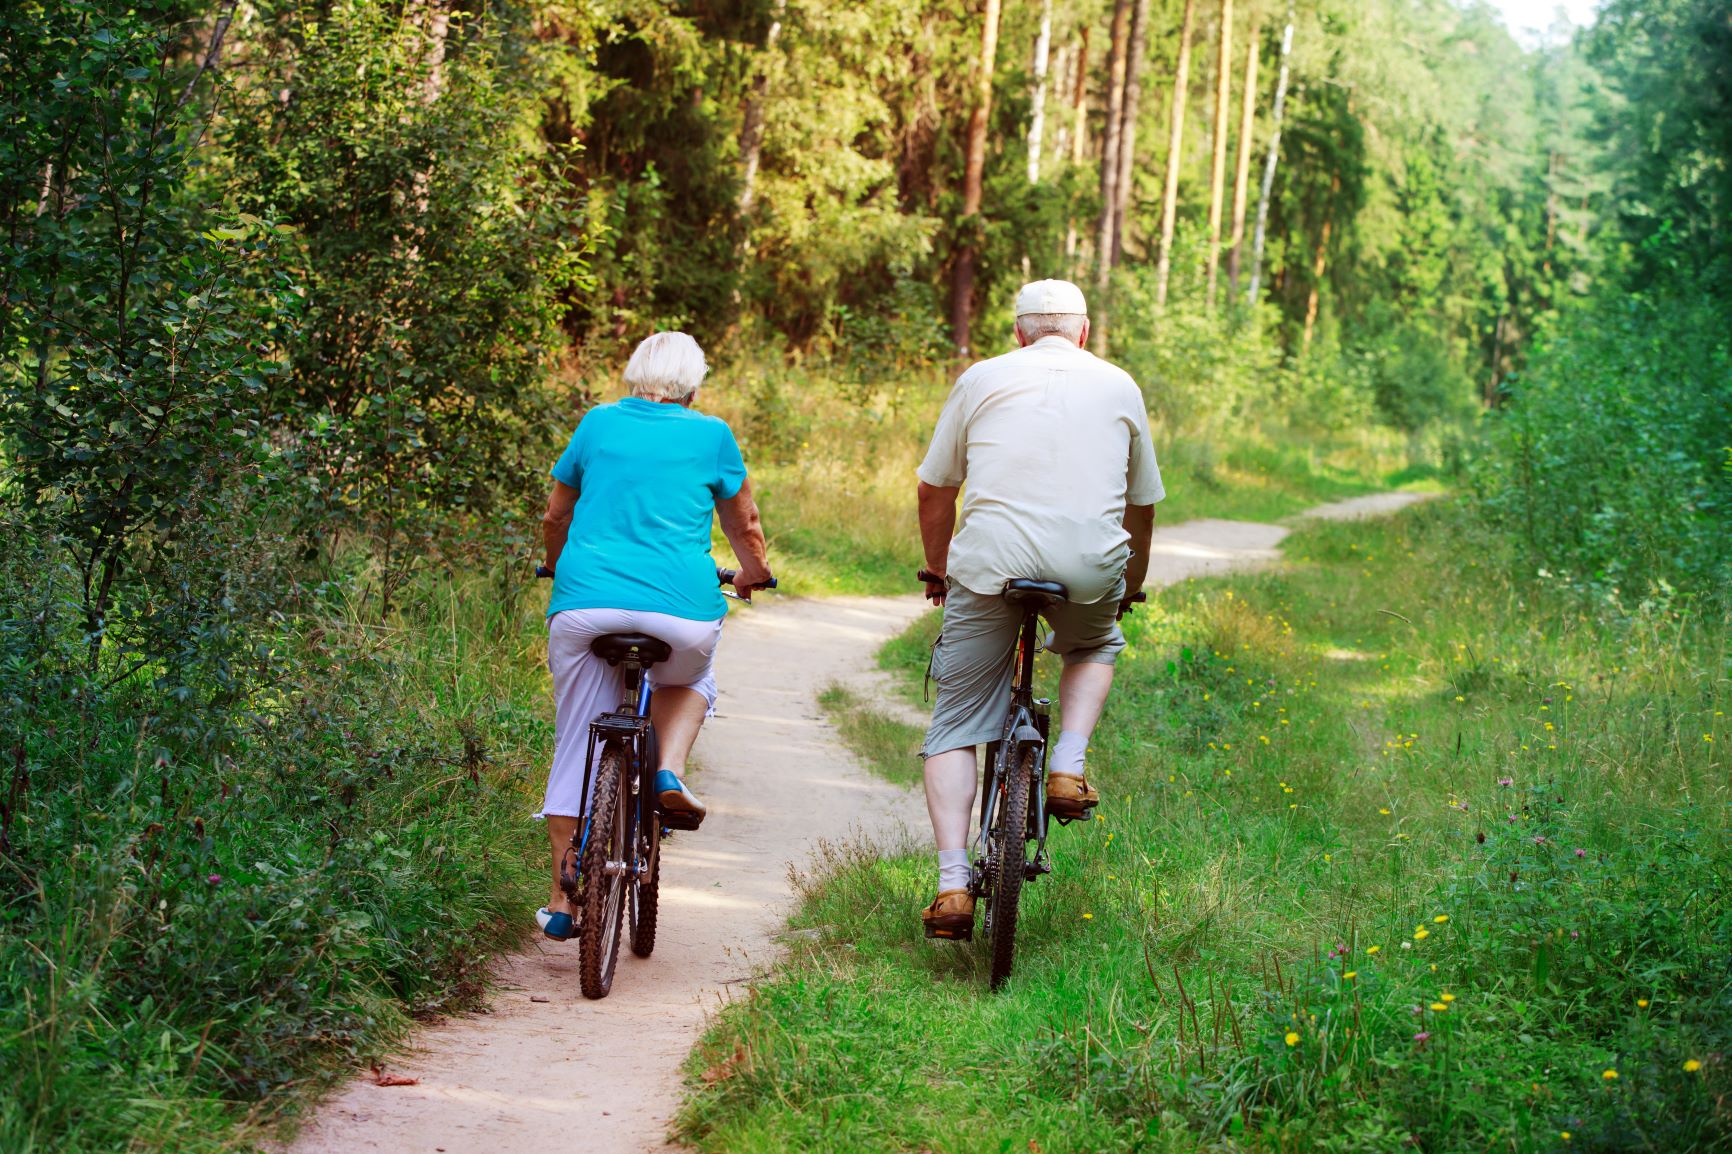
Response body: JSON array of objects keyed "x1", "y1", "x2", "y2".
[
  {"x1": 1026, "y1": 0, "x2": 1054, "y2": 183},
  {"x1": 1111, "y1": 0, "x2": 1151, "y2": 266},
  {"x1": 1205, "y1": 0, "x2": 1234, "y2": 305},
  {"x1": 1246, "y1": 9, "x2": 1293, "y2": 308},
  {"x1": 951, "y1": 0, "x2": 1003, "y2": 353},
  {"x1": 1225, "y1": 18, "x2": 1260, "y2": 294},
  {"x1": 1153, "y1": 0, "x2": 1197, "y2": 308},
  {"x1": 737, "y1": 0, "x2": 786, "y2": 218}
]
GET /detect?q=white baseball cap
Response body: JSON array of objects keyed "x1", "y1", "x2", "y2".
[{"x1": 1014, "y1": 278, "x2": 1088, "y2": 317}]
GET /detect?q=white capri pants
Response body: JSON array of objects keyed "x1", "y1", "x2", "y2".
[{"x1": 539, "y1": 608, "x2": 725, "y2": 818}]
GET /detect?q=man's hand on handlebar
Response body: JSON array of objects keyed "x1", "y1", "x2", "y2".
[
  {"x1": 917, "y1": 568, "x2": 947, "y2": 606},
  {"x1": 1117, "y1": 590, "x2": 1148, "y2": 620}
]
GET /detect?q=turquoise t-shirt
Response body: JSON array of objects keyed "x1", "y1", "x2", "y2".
[{"x1": 547, "y1": 397, "x2": 746, "y2": 622}]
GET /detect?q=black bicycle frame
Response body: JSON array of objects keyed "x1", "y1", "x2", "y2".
[{"x1": 574, "y1": 658, "x2": 656, "y2": 863}]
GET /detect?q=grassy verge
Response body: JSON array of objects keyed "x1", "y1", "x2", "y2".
[
  {"x1": 0, "y1": 565, "x2": 553, "y2": 1153},
  {"x1": 679, "y1": 501, "x2": 1730, "y2": 1152},
  {"x1": 815, "y1": 685, "x2": 925, "y2": 790}
]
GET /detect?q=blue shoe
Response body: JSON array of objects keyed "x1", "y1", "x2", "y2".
[
  {"x1": 655, "y1": 770, "x2": 707, "y2": 828},
  {"x1": 538, "y1": 907, "x2": 574, "y2": 941}
]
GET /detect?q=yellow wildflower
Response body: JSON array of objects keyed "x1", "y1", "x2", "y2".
[
  {"x1": 1284, "y1": 1031, "x2": 1299, "y2": 1047},
  {"x1": 1602, "y1": 1069, "x2": 1619, "y2": 1081},
  {"x1": 1685, "y1": 1059, "x2": 1702, "y2": 1073}
]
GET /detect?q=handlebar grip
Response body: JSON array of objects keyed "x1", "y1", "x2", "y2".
[
  {"x1": 718, "y1": 567, "x2": 777, "y2": 590},
  {"x1": 535, "y1": 564, "x2": 554, "y2": 580},
  {"x1": 1128, "y1": 590, "x2": 1147, "y2": 603}
]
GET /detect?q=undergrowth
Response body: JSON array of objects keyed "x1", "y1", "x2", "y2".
[{"x1": 0, "y1": 560, "x2": 550, "y2": 1153}]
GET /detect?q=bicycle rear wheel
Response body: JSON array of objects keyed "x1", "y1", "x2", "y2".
[
  {"x1": 986, "y1": 744, "x2": 1036, "y2": 991},
  {"x1": 629, "y1": 817, "x2": 661, "y2": 958},
  {"x1": 579, "y1": 743, "x2": 629, "y2": 999}
]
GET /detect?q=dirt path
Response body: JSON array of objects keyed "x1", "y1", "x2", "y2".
[{"x1": 285, "y1": 491, "x2": 1433, "y2": 1154}]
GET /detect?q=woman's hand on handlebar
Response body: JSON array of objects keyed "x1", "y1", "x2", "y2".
[
  {"x1": 917, "y1": 568, "x2": 947, "y2": 606},
  {"x1": 724, "y1": 563, "x2": 775, "y2": 600}
]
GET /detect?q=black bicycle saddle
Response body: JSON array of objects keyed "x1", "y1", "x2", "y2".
[
  {"x1": 589, "y1": 633, "x2": 673, "y2": 666},
  {"x1": 1003, "y1": 578, "x2": 1069, "y2": 607}
]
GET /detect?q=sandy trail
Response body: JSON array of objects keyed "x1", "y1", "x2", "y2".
[{"x1": 286, "y1": 491, "x2": 1433, "y2": 1154}]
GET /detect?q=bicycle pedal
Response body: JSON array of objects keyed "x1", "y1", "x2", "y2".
[
  {"x1": 659, "y1": 810, "x2": 703, "y2": 832},
  {"x1": 925, "y1": 925, "x2": 972, "y2": 942}
]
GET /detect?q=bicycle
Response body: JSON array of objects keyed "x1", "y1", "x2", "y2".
[
  {"x1": 536, "y1": 565, "x2": 774, "y2": 999},
  {"x1": 918, "y1": 569, "x2": 1145, "y2": 990}
]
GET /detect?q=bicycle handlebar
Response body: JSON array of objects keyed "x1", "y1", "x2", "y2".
[
  {"x1": 535, "y1": 563, "x2": 775, "y2": 592},
  {"x1": 717, "y1": 567, "x2": 777, "y2": 591}
]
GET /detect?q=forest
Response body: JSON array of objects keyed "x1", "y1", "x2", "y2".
[{"x1": 1, "y1": 0, "x2": 1728, "y2": 1150}]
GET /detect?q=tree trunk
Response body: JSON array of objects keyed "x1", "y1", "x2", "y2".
[
  {"x1": 1153, "y1": 0, "x2": 1197, "y2": 308},
  {"x1": 1302, "y1": 199, "x2": 1333, "y2": 349},
  {"x1": 1225, "y1": 17, "x2": 1260, "y2": 294},
  {"x1": 1063, "y1": 28, "x2": 1091, "y2": 270},
  {"x1": 1111, "y1": 0, "x2": 1152, "y2": 266},
  {"x1": 1094, "y1": 0, "x2": 1132, "y2": 298},
  {"x1": 1487, "y1": 313, "x2": 1506, "y2": 407},
  {"x1": 1069, "y1": 26, "x2": 1091, "y2": 168},
  {"x1": 951, "y1": 0, "x2": 1004, "y2": 353},
  {"x1": 1205, "y1": 0, "x2": 1234, "y2": 305},
  {"x1": 1027, "y1": 0, "x2": 1054, "y2": 183},
  {"x1": 737, "y1": 0, "x2": 787, "y2": 217},
  {"x1": 1052, "y1": 42, "x2": 1074, "y2": 164},
  {"x1": 1246, "y1": 8, "x2": 1292, "y2": 308}
]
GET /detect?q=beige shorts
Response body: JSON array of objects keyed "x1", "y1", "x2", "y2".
[{"x1": 920, "y1": 580, "x2": 1125, "y2": 757}]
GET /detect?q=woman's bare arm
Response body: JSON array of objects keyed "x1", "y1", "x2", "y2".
[
  {"x1": 716, "y1": 478, "x2": 772, "y2": 598},
  {"x1": 542, "y1": 480, "x2": 579, "y2": 573}
]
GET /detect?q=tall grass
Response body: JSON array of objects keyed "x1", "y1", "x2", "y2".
[
  {"x1": 680, "y1": 502, "x2": 1731, "y2": 1152},
  {"x1": 0, "y1": 561, "x2": 553, "y2": 1152}
]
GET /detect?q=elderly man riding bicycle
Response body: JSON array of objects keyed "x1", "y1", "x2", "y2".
[{"x1": 915, "y1": 279, "x2": 1162, "y2": 940}]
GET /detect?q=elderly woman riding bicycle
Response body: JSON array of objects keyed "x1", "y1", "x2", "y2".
[{"x1": 535, "y1": 332, "x2": 772, "y2": 940}]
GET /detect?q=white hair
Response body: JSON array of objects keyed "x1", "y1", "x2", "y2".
[
  {"x1": 1015, "y1": 312, "x2": 1088, "y2": 344},
  {"x1": 623, "y1": 331, "x2": 709, "y2": 401}
]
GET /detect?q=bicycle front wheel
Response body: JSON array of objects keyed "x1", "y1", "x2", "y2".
[
  {"x1": 986, "y1": 743, "x2": 1036, "y2": 991},
  {"x1": 579, "y1": 743, "x2": 629, "y2": 999}
]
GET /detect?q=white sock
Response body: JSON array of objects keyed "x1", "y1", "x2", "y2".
[
  {"x1": 937, "y1": 849, "x2": 971, "y2": 892},
  {"x1": 1051, "y1": 730, "x2": 1089, "y2": 778}
]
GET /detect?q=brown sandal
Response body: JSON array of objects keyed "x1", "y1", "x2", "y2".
[
  {"x1": 1046, "y1": 771, "x2": 1100, "y2": 821},
  {"x1": 922, "y1": 889, "x2": 975, "y2": 940}
]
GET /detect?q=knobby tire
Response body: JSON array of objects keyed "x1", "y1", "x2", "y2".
[
  {"x1": 629, "y1": 815, "x2": 660, "y2": 958},
  {"x1": 579, "y1": 744, "x2": 628, "y2": 999},
  {"x1": 988, "y1": 744, "x2": 1035, "y2": 991}
]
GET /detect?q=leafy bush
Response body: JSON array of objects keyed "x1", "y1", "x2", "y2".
[{"x1": 1474, "y1": 272, "x2": 1732, "y2": 601}]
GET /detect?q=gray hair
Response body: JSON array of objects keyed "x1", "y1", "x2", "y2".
[
  {"x1": 1015, "y1": 312, "x2": 1088, "y2": 344},
  {"x1": 624, "y1": 331, "x2": 709, "y2": 401}
]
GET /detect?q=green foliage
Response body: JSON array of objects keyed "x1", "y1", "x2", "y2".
[
  {"x1": 1474, "y1": 273, "x2": 1732, "y2": 601},
  {"x1": 225, "y1": 0, "x2": 587, "y2": 576},
  {"x1": 682, "y1": 505, "x2": 1732, "y2": 1152}
]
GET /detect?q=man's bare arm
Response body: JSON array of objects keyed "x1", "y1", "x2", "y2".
[
  {"x1": 1122, "y1": 502, "x2": 1156, "y2": 594},
  {"x1": 917, "y1": 481, "x2": 960, "y2": 603},
  {"x1": 542, "y1": 480, "x2": 579, "y2": 572},
  {"x1": 716, "y1": 478, "x2": 773, "y2": 599}
]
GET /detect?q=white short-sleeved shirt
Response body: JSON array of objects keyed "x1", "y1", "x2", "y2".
[{"x1": 917, "y1": 336, "x2": 1164, "y2": 604}]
